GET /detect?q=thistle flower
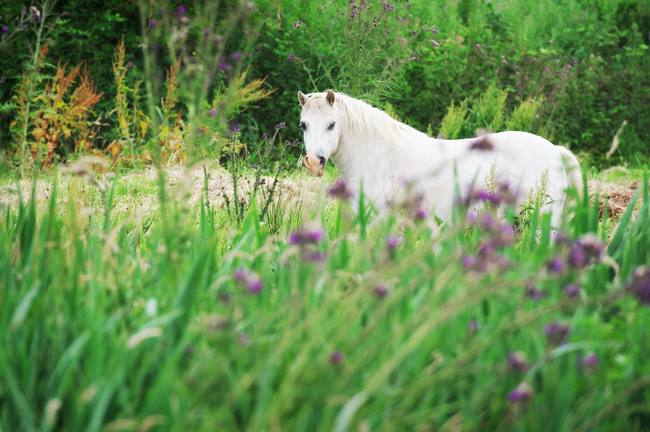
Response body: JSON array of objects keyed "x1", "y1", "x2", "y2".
[
  {"x1": 149, "y1": 19, "x2": 157, "y2": 27},
  {"x1": 461, "y1": 255, "x2": 476, "y2": 268},
  {"x1": 328, "y1": 179, "x2": 353, "y2": 200},
  {"x1": 507, "y1": 352, "x2": 530, "y2": 372},
  {"x1": 544, "y1": 322, "x2": 570, "y2": 346},
  {"x1": 625, "y1": 266, "x2": 650, "y2": 306},
  {"x1": 577, "y1": 351, "x2": 599, "y2": 373},
  {"x1": 374, "y1": 284, "x2": 389, "y2": 298},
  {"x1": 386, "y1": 234, "x2": 399, "y2": 256},
  {"x1": 469, "y1": 136, "x2": 494, "y2": 151},
  {"x1": 569, "y1": 233, "x2": 604, "y2": 269},
  {"x1": 524, "y1": 280, "x2": 547, "y2": 300},
  {"x1": 330, "y1": 351, "x2": 344, "y2": 364},
  {"x1": 546, "y1": 257, "x2": 566, "y2": 273},
  {"x1": 508, "y1": 383, "x2": 532, "y2": 403},
  {"x1": 563, "y1": 283, "x2": 580, "y2": 298},
  {"x1": 288, "y1": 222, "x2": 325, "y2": 246},
  {"x1": 234, "y1": 267, "x2": 263, "y2": 294},
  {"x1": 413, "y1": 207, "x2": 429, "y2": 220},
  {"x1": 178, "y1": 5, "x2": 186, "y2": 14},
  {"x1": 468, "y1": 319, "x2": 479, "y2": 333},
  {"x1": 302, "y1": 251, "x2": 326, "y2": 263}
]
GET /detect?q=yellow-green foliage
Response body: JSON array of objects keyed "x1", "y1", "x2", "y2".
[
  {"x1": 520, "y1": 167, "x2": 551, "y2": 218},
  {"x1": 483, "y1": 160, "x2": 499, "y2": 194},
  {"x1": 213, "y1": 67, "x2": 275, "y2": 117},
  {"x1": 212, "y1": 67, "x2": 276, "y2": 153},
  {"x1": 440, "y1": 99, "x2": 468, "y2": 139},
  {"x1": 506, "y1": 98, "x2": 542, "y2": 132},
  {"x1": 112, "y1": 36, "x2": 130, "y2": 140},
  {"x1": 385, "y1": 103, "x2": 402, "y2": 122},
  {"x1": 472, "y1": 82, "x2": 508, "y2": 132}
]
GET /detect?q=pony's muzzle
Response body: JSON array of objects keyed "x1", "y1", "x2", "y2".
[{"x1": 304, "y1": 155, "x2": 325, "y2": 177}]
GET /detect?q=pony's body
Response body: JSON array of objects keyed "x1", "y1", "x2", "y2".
[{"x1": 298, "y1": 91, "x2": 580, "y2": 227}]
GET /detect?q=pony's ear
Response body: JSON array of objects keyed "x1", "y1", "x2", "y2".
[
  {"x1": 326, "y1": 90, "x2": 336, "y2": 106},
  {"x1": 297, "y1": 91, "x2": 308, "y2": 106}
]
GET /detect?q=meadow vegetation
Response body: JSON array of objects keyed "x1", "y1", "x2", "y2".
[{"x1": 1, "y1": 0, "x2": 650, "y2": 431}]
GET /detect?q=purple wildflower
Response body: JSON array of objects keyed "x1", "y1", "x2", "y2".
[
  {"x1": 302, "y1": 251, "x2": 327, "y2": 263},
  {"x1": 469, "y1": 136, "x2": 494, "y2": 151},
  {"x1": 234, "y1": 267, "x2": 263, "y2": 294},
  {"x1": 414, "y1": 207, "x2": 429, "y2": 220},
  {"x1": 468, "y1": 319, "x2": 479, "y2": 333},
  {"x1": 204, "y1": 28, "x2": 211, "y2": 35},
  {"x1": 461, "y1": 255, "x2": 476, "y2": 268},
  {"x1": 247, "y1": 275, "x2": 263, "y2": 294},
  {"x1": 546, "y1": 257, "x2": 566, "y2": 273},
  {"x1": 508, "y1": 383, "x2": 532, "y2": 403},
  {"x1": 149, "y1": 19, "x2": 156, "y2": 27},
  {"x1": 524, "y1": 280, "x2": 547, "y2": 301},
  {"x1": 544, "y1": 322, "x2": 570, "y2": 346},
  {"x1": 374, "y1": 284, "x2": 389, "y2": 298},
  {"x1": 275, "y1": 122, "x2": 286, "y2": 129},
  {"x1": 507, "y1": 352, "x2": 530, "y2": 373},
  {"x1": 230, "y1": 52, "x2": 242, "y2": 60},
  {"x1": 234, "y1": 267, "x2": 247, "y2": 282},
  {"x1": 289, "y1": 222, "x2": 325, "y2": 246},
  {"x1": 178, "y1": 5, "x2": 186, "y2": 14},
  {"x1": 330, "y1": 351, "x2": 344, "y2": 364},
  {"x1": 386, "y1": 234, "x2": 399, "y2": 255},
  {"x1": 209, "y1": 108, "x2": 217, "y2": 116},
  {"x1": 478, "y1": 212, "x2": 497, "y2": 231},
  {"x1": 563, "y1": 283, "x2": 580, "y2": 298},
  {"x1": 328, "y1": 179, "x2": 353, "y2": 200},
  {"x1": 577, "y1": 351, "x2": 599, "y2": 373},
  {"x1": 569, "y1": 233, "x2": 603, "y2": 268},
  {"x1": 625, "y1": 266, "x2": 650, "y2": 306},
  {"x1": 476, "y1": 190, "x2": 493, "y2": 203},
  {"x1": 288, "y1": 54, "x2": 294, "y2": 63}
]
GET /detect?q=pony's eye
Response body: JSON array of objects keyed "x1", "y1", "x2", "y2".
[
  {"x1": 327, "y1": 122, "x2": 336, "y2": 131},
  {"x1": 299, "y1": 122, "x2": 306, "y2": 131}
]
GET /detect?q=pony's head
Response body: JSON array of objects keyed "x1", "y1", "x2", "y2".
[{"x1": 297, "y1": 90, "x2": 341, "y2": 177}]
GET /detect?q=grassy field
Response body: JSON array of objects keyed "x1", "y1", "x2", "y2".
[
  {"x1": 1, "y1": 0, "x2": 650, "y2": 429},
  {"x1": 1, "y1": 163, "x2": 650, "y2": 431}
]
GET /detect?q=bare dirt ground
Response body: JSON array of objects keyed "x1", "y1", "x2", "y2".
[{"x1": 0, "y1": 163, "x2": 329, "y2": 225}]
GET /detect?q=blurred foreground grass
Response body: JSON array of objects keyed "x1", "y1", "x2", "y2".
[{"x1": 1, "y1": 166, "x2": 650, "y2": 431}]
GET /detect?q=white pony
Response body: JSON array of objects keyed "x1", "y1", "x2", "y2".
[{"x1": 298, "y1": 90, "x2": 581, "y2": 227}]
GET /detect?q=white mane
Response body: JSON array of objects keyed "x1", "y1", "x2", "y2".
[{"x1": 303, "y1": 92, "x2": 428, "y2": 144}]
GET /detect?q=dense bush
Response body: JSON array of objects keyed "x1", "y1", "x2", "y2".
[{"x1": 0, "y1": 0, "x2": 648, "y2": 170}]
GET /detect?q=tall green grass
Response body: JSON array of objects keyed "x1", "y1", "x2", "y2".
[{"x1": 1, "y1": 171, "x2": 649, "y2": 431}]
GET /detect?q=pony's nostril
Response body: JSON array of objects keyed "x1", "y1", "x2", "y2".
[{"x1": 318, "y1": 156, "x2": 326, "y2": 167}]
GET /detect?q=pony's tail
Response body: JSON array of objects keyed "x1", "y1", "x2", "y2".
[{"x1": 557, "y1": 146, "x2": 582, "y2": 212}]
